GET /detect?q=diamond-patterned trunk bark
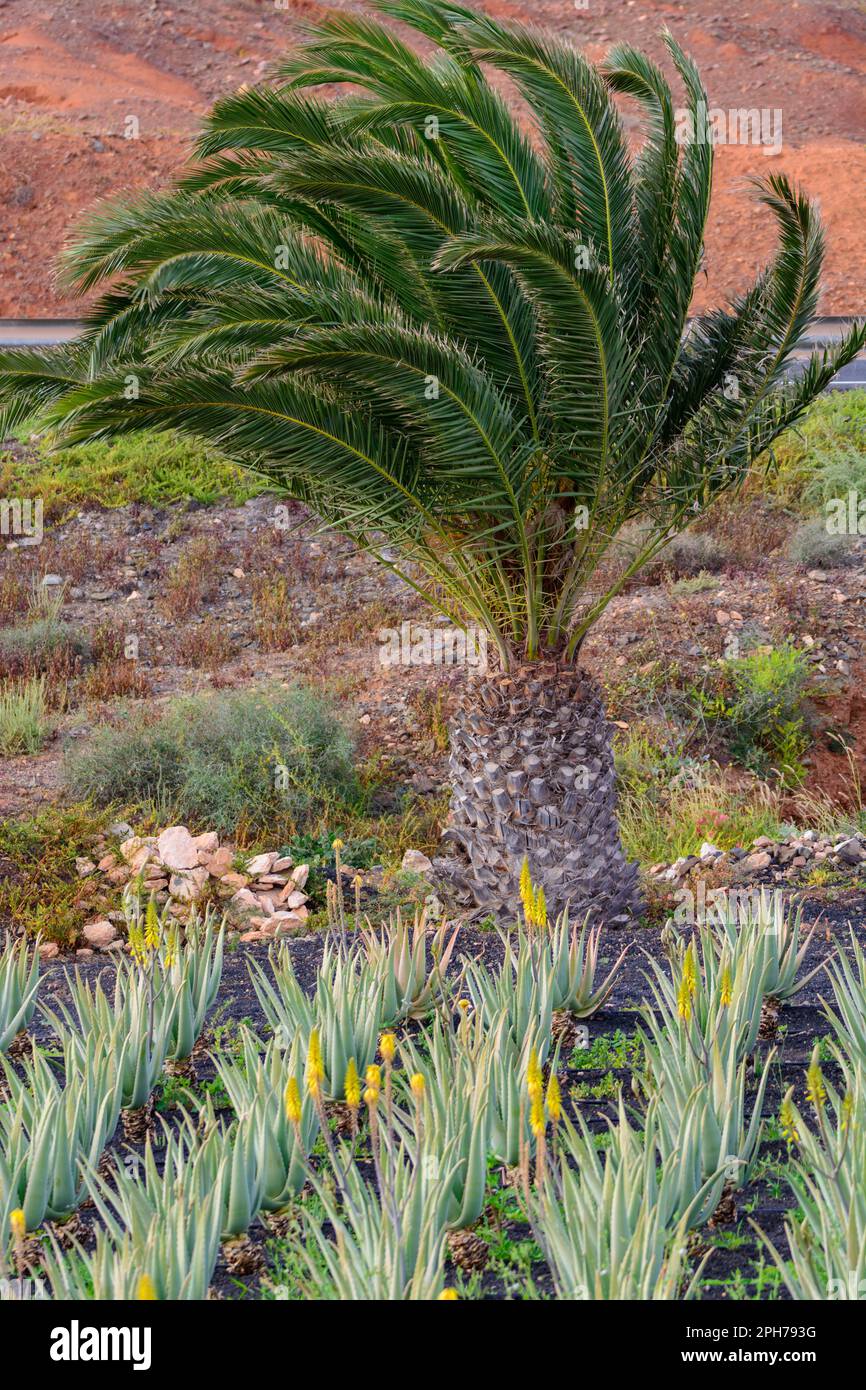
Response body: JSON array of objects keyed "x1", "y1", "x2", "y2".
[{"x1": 434, "y1": 663, "x2": 640, "y2": 924}]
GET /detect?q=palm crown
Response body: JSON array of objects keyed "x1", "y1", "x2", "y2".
[{"x1": 1, "y1": 1, "x2": 863, "y2": 672}]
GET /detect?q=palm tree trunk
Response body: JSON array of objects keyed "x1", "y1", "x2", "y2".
[{"x1": 434, "y1": 662, "x2": 640, "y2": 924}]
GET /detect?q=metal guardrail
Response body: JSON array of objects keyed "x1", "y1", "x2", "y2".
[{"x1": 1, "y1": 316, "x2": 864, "y2": 387}]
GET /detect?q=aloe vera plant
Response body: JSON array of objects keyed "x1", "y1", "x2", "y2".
[
  {"x1": 0, "y1": 936, "x2": 39, "y2": 1052},
  {"x1": 250, "y1": 941, "x2": 385, "y2": 1099},
  {"x1": 212, "y1": 1033, "x2": 319, "y2": 1212},
  {"x1": 642, "y1": 926, "x2": 766, "y2": 1065},
  {"x1": 289, "y1": 1141, "x2": 458, "y2": 1300},
  {"x1": 45, "y1": 967, "x2": 176, "y2": 1112},
  {"x1": 639, "y1": 1017, "x2": 773, "y2": 1192},
  {"x1": 361, "y1": 909, "x2": 461, "y2": 1022},
  {"x1": 526, "y1": 1099, "x2": 719, "y2": 1298},
  {"x1": 42, "y1": 1196, "x2": 223, "y2": 1300},
  {"x1": 820, "y1": 931, "x2": 866, "y2": 1066},
  {"x1": 464, "y1": 932, "x2": 555, "y2": 1062},
  {"x1": 708, "y1": 890, "x2": 823, "y2": 1002},
  {"x1": 396, "y1": 1021, "x2": 490, "y2": 1229},
  {"x1": 546, "y1": 912, "x2": 629, "y2": 1016},
  {"x1": 756, "y1": 1054, "x2": 866, "y2": 1299},
  {"x1": 0, "y1": 1033, "x2": 123, "y2": 1237}
]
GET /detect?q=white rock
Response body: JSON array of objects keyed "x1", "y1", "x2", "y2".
[
  {"x1": 290, "y1": 863, "x2": 310, "y2": 889},
  {"x1": 157, "y1": 826, "x2": 199, "y2": 870},
  {"x1": 272, "y1": 855, "x2": 294, "y2": 872},
  {"x1": 193, "y1": 831, "x2": 220, "y2": 853},
  {"x1": 699, "y1": 842, "x2": 721, "y2": 860},
  {"x1": 282, "y1": 889, "x2": 307, "y2": 910}
]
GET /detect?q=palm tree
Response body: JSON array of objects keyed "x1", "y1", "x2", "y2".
[{"x1": 1, "y1": 2, "x2": 862, "y2": 924}]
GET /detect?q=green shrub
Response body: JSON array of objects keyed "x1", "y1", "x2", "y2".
[
  {"x1": 694, "y1": 643, "x2": 811, "y2": 785},
  {"x1": 786, "y1": 518, "x2": 857, "y2": 569},
  {"x1": 0, "y1": 430, "x2": 273, "y2": 522},
  {"x1": 651, "y1": 530, "x2": 729, "y2": 578},
  {"x1": 0, "y1": 676, "x2": 50, "y2": 754},
  {"x1": 614, "y1": 726, "x2": 784, "y2": 864},
  {"x1": 761, "y1": 390, "x2": 866, "y2": 510},
  {"x1": 65, "y1": 683, "x2": 360, "y2": 839}
]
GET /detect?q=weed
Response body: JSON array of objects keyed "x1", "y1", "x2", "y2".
[{"x1": 0, "y1": 675, "x2": 50, "y2": 753}]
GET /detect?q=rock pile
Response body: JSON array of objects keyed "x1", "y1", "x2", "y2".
[
  {"x1": 649, "y1": 829, "x2": 866, "y2": 888},
  {"x1": 75, "y1": 825, "x2": 311, "y2": 949}
]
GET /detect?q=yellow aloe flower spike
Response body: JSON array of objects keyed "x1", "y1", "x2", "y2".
[
  {"x1": 305, "y1": 1028, "x2": 325, "y2": 1098},
  {"x1": 284, "y1": 1076, "x2": 302, "y2": 1125},
  {"x1": 519, "y1": 857, "x2": 533, "y2": 915},
  {"x1": 410, "y1": 1072, "x2": 425, "y2": 1098},
  {"x1": 345, "y1": 1058, "x2": 361, "y2": 1110},
  {"x1": 365, "y1": 1063, "x2": 381, "y2": 1092},
  {"x1": 529, "y1": 1091, "x2": 546, "y2": 1138},
  {"x1": 719, "y1": 964, "x2": 733, "y2": 1007},
  {"x1": 144, "y1": 897, "x2": 160, "y2": 952},
  {"x1": 527, "y1": 1047, "x2": 543, "y2": 1100},
  {"x1": 379, "y1": 1033, "x2": 396, "y2": 1063},
  {"x1": 676, "y1": 973, "x2": 692, "y2": 1022},
  {"x1": 438, "y1": 1289, "x2": 459, "y2": 1300},
  {"x1": 806, "y1": 1047, "x2": 826, "y2": 1111},
  {"x1": 682, "y1": 941, "x2": 697, "y2": 996},
  {"x1": 546, "y1": 1071, "x2": 562, "y2": 1124},
  {"x1": 364, "y1": 1086, "x2": 379, "y2": 1108},
  {"x1": 9, "y1": 1208, "x2": 26, "y2": 1240},
  {"x1": 137, "y1": 1273, "x2": 158, "y2": 1301},
  {"x1": 780, "y1": 1092, "x2": 799, "y2": 1145}
]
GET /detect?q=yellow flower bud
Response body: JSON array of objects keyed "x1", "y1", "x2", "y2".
[
  {"x1": 364, "y1": 1086, "x2": 379, "y2": 1108},
  {"x1": 379, "y1": 1033, "x2": 396, "y2": 1063},
  {"x1": 332, "y1": 838, "x2": 345, "y2": 851},
  {"x1": 9, "y1": 1208, "x2": 26, "y2": 1240},
  {"x1": 676, "y1": 974, "x2": 692, "y2": 1022},
  {"x1": 365, "y1": 1063, "x2": 381, "y2": 1091},
  {"x1": 137, "y1": 1273, "x2": 158, "y2": 1301},
  {"x1": 438, "y1": 1288, "x2": 459, "y2": 1300},
  {"x1": 410, "y1": 1072, "x2": 425, "y2": 1098}
]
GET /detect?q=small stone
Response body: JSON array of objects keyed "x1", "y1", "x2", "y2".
[
  {"x1": 107, "y1": 866, "x2": 131, "y2": 885},
  {"x1": 108, "y1": 820, "x2": 134, "y2": 839},
  {"x1": 76, "y1": 949, "x2": 94, "y2": 959},
  {"x1": 39, "y1": 942, "x2": 60, "y2": 959},
  {"x1": 835, "y1": 837, "x2": 865, "y2": 866},
  {"x1": 239, "y1": 931, "x2": 268, "y2": 943},
  {"x1": 193, "y1": 831, "x2": 220, "y2": 854},
  {"x1": 41, "y1": 573, "x2": 63, "y2": 586},
  {"x1": 157, "y1": 826, "x2": 199, "y2": 870},
  {"x1": 75, "y1": 857, "x2": 96, "y2": 878},
  {"x1": 82, "y1": 920, "x2": 118, "y2": 948},
  {"x1": 699, "y1": 842, "x2": 721, "y2": 860},
  {"x1": 290, "y1": 863, "x2": 310, "y2": 889},
  {"x1": 401, "y1": 849, "x2": 434, "y2": 874},
  {"x1": 272, "y1": 855, "x2": 293, "y2": 872},
  {"x1": 97, "y1": 853, "x2": 117, "y2": 872}
]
